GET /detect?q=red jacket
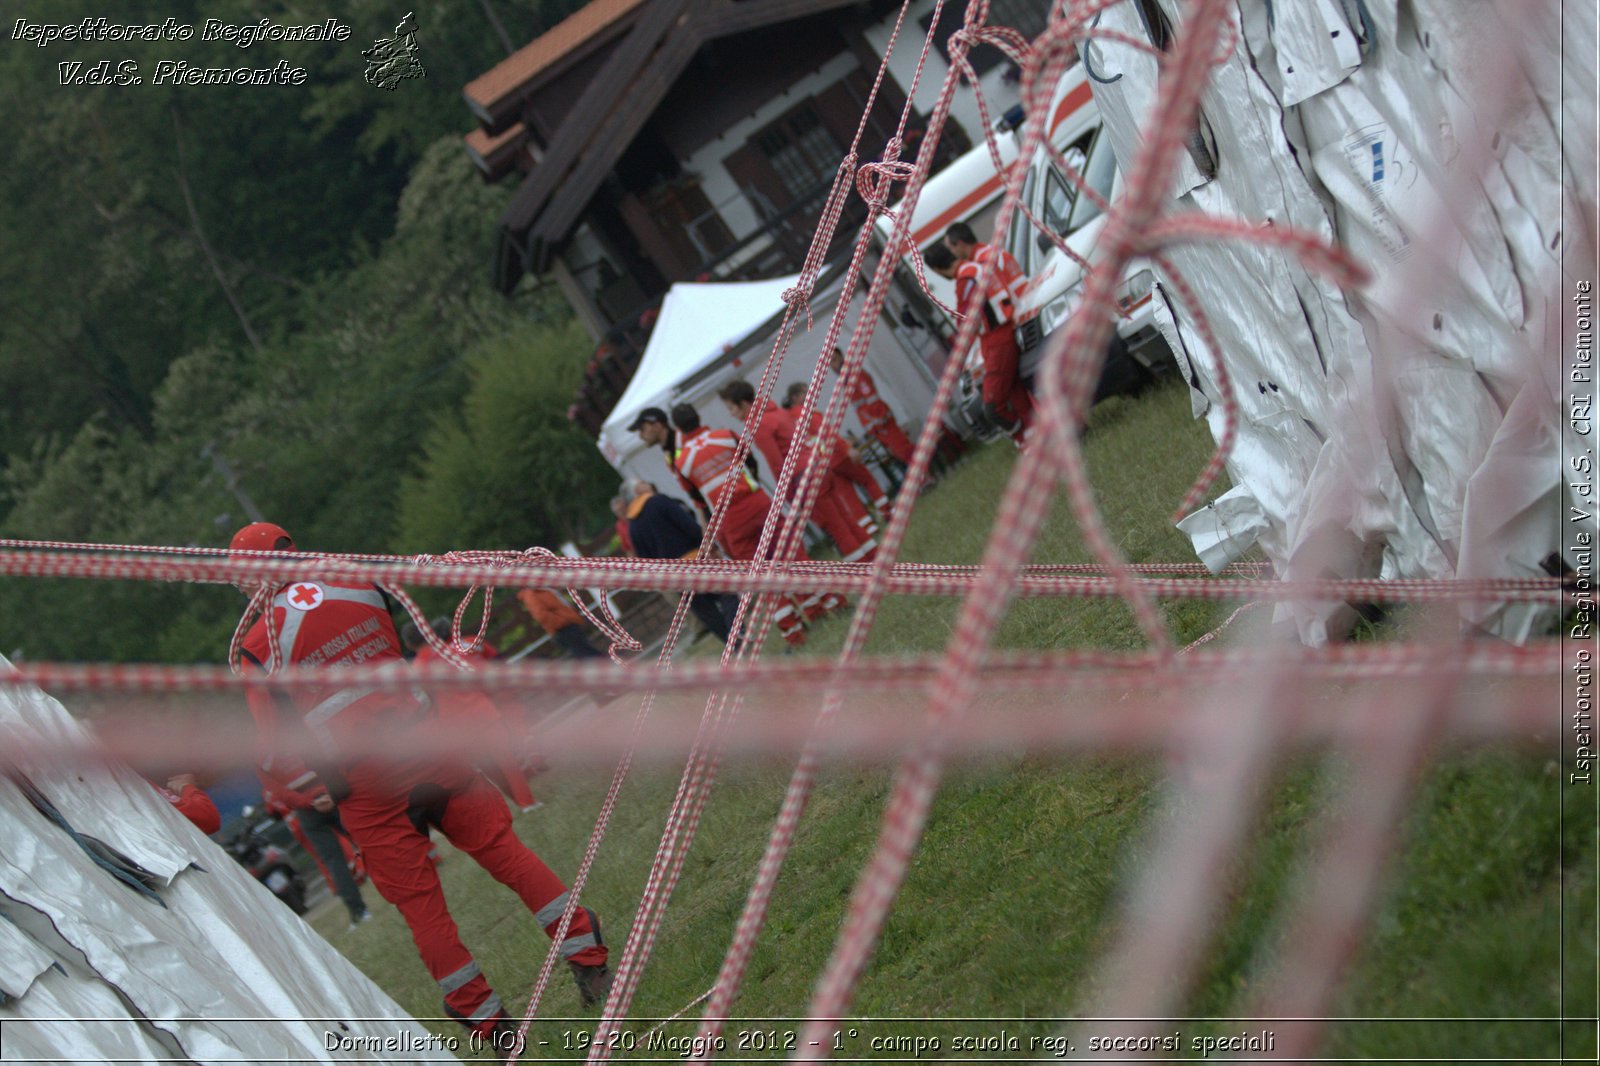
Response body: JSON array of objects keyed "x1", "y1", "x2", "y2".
[
  {"x1": 158, "y1": 783, "x2": 221, "y2": 835},
  {"x1": 674, "y1": 426, "x2": 760, "y2": 509},
  {"x1": 240, "y1": 579, "x2": 424, "y2": 789},
  {"x1": 845, "y1": 368, "x2": 895, "y2": 429},
  {"x1": 748, "y1": 399, "x2": 799, "y2": 489},
  {"x1": 956, "y1": 243, "x2": 1026, "y2": 332},
  {"x1": 797, "y1": 410, "x2": 850, "y2": 475}
]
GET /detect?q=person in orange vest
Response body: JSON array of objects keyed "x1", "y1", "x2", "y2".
[
  {"x1": 228, "y1": 521, "x2": 611, "y2": 1038},
  {"x1": 929, "y1": 225, "x2": 1033, "y2": 445},
  {"x1": 828, "y1": 347, "x2": 915, "y2": 468},
  {"x1": 516, "y1": 589, "x2": 605, "y2": 660},
  {"x1": 667, "y1": 403, "x2": 841, "y2": 645},
  {"x1": 403, "y1": 619, "x2": 540, "y2": 811},
  {"x1": 717, "y1": 379, "x2": 878, "y2": 564}
]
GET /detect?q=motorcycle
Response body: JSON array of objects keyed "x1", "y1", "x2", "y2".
[{"x1": 222, "y1": 805, "x2": 308, "y2": 914}]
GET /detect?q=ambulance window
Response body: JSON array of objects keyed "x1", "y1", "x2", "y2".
[
  {"x1": 1009, "y1": 163, "x2": 1040, "y2": 271},
  {"x1": 1042, "y1": 133, "x2": 1090, "y2": 236},
  {"x1": 1042, "y1": 166, "x2": 1074, "y2": 235},
  {"x1": 1006, "y1": 197, "x2": 1031, "y2": 273},
  {"x1": 1065, "y1": 130, "x2": 1119, "y2": 232}
]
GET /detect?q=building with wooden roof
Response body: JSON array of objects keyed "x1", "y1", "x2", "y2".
[{"x1": 461, "y1": 0, "x2": 1048, "y2": 432}]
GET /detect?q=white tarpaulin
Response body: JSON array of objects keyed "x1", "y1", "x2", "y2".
[
  {"x1": 1082, "y1": 0, "x2": 1595, "y2": 643},
  {"x1": 0, "y1": 653, "x2": 453, "y2": 1064},
  {"x1": 598, "y1": 274, "x2": 800, "y2": 465}
]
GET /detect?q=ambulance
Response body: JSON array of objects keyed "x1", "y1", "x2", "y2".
[{"x1": 875, "y1": 61, "x2": 1173, "y2": 428}]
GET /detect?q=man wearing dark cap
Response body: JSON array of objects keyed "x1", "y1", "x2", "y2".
[
  {"x1": 628, "y1": 406, "x2": 708, "y2": 518},
  {"x1": 668, "y1": 403, "x2": 841, "y2": 645}
]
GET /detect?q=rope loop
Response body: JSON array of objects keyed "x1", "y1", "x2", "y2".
[
  {"x1": 855, "y1": 158, "x2": 915, "y2": 209},
  {"x1": 517, "y1": 546, "x2": 642, "y2": 663}
]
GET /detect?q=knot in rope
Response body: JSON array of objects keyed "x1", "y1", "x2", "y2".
[
  {"x1": 781, "y1": 280, "x2": 816, "y2": 310},
  {"x1": 856, "y1": 159, "x2": 915, "y2": 210}
]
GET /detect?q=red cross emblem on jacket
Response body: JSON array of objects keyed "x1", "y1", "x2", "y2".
[
  {"x1": 674, "y1": 426, "x2": 758, "y2": 509},
  {"x1": 846, "y1": 368, "x2": 895, "y2": 429}
]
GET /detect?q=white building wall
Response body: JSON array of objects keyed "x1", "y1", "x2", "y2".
[{"x1": 862, "y1": 0, "x2": 1026, "y2": 152}]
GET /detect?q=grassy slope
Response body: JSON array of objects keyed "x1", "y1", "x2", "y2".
[{"x1": 311, "y1": 381, "x2": 1595, "y2": 1060}]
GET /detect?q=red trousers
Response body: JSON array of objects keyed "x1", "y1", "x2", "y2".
[
  {"x1": 869, "y1": 420, "x2": 915, "y2": 466},
  {"x1": 834, "y1": 456, "x2": 889, "y2": 512},
  {"x1": 810, "y1": 472, "x2": 878, "y2": 563},
  {"x1": 717, "y1": 489, "x2": 827, "y2": 642},
  {"x1": 340, "y1": 773, "x2": 603, "y2": 1028},
  {"x1": 980, "y1": 330, "x2": 1033, "y2": 442}
]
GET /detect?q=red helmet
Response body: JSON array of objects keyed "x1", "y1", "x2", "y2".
[{"x1": 229, "y1": 522, "x2": 295, "y2": 553}]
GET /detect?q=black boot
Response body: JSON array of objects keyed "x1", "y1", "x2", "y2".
[{"x1": 567, "y1": 907, "x2": 611, "y2": 1009}]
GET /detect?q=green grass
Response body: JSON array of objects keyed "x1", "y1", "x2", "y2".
[{"x1": 309, "y1": 380, "x2": 1597, "y2": 1061}]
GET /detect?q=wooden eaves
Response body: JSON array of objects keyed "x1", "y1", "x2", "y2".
[{"x1": 492, "y1": 0, "x2": 868, "y2": 293}]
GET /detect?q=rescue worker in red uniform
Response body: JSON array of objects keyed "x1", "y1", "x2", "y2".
[
  {"x1": 716, "y1": 379, "x2": 878, "y2": 564},
  {"x1": 258, "y1": 759, "x2": 373, "y2": 927},
  {"x1": 156, "y1": 774, "x2": 221, "y2": 835},
  {"x1": 929, "y1": 225, "x2": 1033, "y2": 445},
  {"x1": 403, "y1": 618, "x2": 540, "y2": 811},
  {"x1": 627, "y1": 407, "x2": 710, "y2": 519},
  {"x1": 666, "y1": 404, "x2": 841, "y2": 645},
  {"x1": 786, "y1": 376, "x2": 893, "y2": 515},
  {"x1": 794, "y1": 406, "x2": 883, "y2": 553},
  {"x1": 828, "y1": 347, "x2": 915, "y2": 468},
  {"x1": 228, "y1": 522, "x2": 610, "y2": 1043}
]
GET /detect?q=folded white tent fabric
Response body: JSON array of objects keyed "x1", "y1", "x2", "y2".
[
  {"x1": 0, "y1": 653, "x2": 448, "y2": 1064},
  {"x1": 1083, "y1": 0, "x2": 1593, "y2": 643}
]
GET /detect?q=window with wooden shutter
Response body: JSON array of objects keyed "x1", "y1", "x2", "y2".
[{"x1": 754, "y1": 103, "x2": 842, "y2": 201}]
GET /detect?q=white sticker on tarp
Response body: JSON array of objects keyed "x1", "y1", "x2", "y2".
[{"x1": 1335, "y1": 121, "x2": 1416, "y2": 263}]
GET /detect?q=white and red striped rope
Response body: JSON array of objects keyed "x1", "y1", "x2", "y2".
[{"x1": 0, "y1": 0, "x2": 1578, "y2": 1057}]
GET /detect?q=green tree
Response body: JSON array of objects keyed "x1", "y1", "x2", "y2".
[
  {"x1": 0, "y1": 5, "x2": 606, "y2": 663},
  {"x1": 396, "y1": 318, "x2": 617, "y2": 553}
]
